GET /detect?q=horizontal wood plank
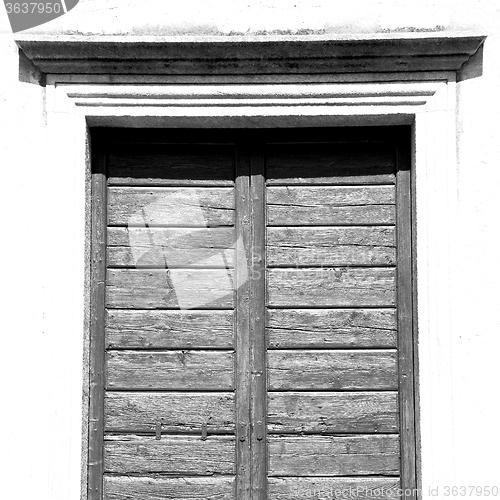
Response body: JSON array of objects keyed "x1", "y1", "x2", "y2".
[
  {"x1": 268, "y1": 392, "x2": 398, "y2": 433},
  {"x1": 266, "y1": 142, "x2": 395, "y2": 185},
  {"x1": 107, "y1": 144, "x2": 235, "y2": 186},
  {"x1": 107, "y1": 227, "x2": 236, "y2": 268},
  {"x1": 108, "y1": 187, "x2": 234, "y2": 227},
  {"x1": 106, "y1": 269, "x2": 235, "y2": 309},
  {"x1": 268, "y1": 477, "x2": 400, "y2": 500},
  {"x1": 267, "y1": 227, "x2": 396, "y2": 266},
  {"x1": 106, "y1": 310, "x2": 234, "y2": 349},
  {"x1": 268, "y1": 435, "x2": 400, "y2": 476},
  {"x1": 105, "y1": 392, "x2": 235, "y2": 432},
  {"x1": 267, "y1": 309, "x2": 397, "y2": 348},
  {"x1": 104, "y1": 476, "x2": 235, "y2": 500},
  {"x1": 267, "y1": 268, "x2": 396, "y2": 307},
  {"x1": 268, "y1": 350, "x2": 397, "y2": 390},
  {"x1": 267, "y1": 186, "x2": 395, "y2": 226},
  {"x1": 104, "y1": 435, "x2": 235, "y2": 475},
  {"x1": 106, "y1": 351, "x2": 234, "y2": 390}
]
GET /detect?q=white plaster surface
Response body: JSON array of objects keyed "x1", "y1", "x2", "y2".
[{"x1": 1, "y1": 2, "x2": 500, "y2": 500}]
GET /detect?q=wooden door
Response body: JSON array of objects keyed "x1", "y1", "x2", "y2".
[{"x1": 89, "y1": 128, "x2": 416, "y2": 500}]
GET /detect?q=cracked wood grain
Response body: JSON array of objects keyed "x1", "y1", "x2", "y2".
[
  {"x1": 267, "y1": 309, "x2": 397, "y2": 348},
  {"x1": 268, "y1": 435, "x2": 400, "y2": 476},
  {"x1": 104, "y1": 392, "x2": 235, "y2": 433},
  {"x1": 107, "y1": 144, "x2": 235, "y2": 187},
  {"x1": 250, "y1": 144, "x2": 268, "y2": 499},
  {"x1": 267, "y1": 392, "x2": 399, "y2": 433},
  {"x1": 268, "y1": 477, "x2": 400, "y2": 500},
  {"x1": 108, "y1": 187, "x2": 235, "y2": 227},
  {"x1": 268, "y1": 350, "x2": 397, "y2": 390},
  {"x1": 267, "y1": 226, "x2": 395, "y2": 266},
  {"x1": 89, "y1": 140, "x2": 107, "y2": 500},
  {"x1": 396, "y1": 138, "x2": 417, "y2": 498},
  {"x1": 107, "y1": 227, "x2": 236, "y2": 268},
  {"x1": 104, "y1": 435, "x2": 236, "y2": 475},
  {"x1": 267, "y1": 186, "x2": 395, "y2": 226},
  {"x1": 106, "y1": 351, "x2": 234, "y2": 390},
  {"x1": 235, "y1": 144, "x2": 252, "y2": 500},
  {"x1": 103, "y1": 476, "x2": 235, "y2": 500},
  {"x1": 267, "y1": 268, "x2": 396, "y2": 307},
  {"x1": 105, "y1": 310, "x2": 234, "y2": 349},
  {"x1": 106, "y1": 269, "x2": 235, "y2": 309},
  {"x1": 266, "y1": 142, "x2": 396, "y2": 186}
]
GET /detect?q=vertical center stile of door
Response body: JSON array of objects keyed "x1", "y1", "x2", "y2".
[
  {"x1": 235, "y1": 144, "x2": 252, "y2": 500},
  {"x1": 249, "y1": 144, "x2": 268, "y2": 500}
]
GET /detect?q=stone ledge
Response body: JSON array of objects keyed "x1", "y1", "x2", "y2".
[{"x1": 16, "y1": 33, "x2": 485, "y2": 76}]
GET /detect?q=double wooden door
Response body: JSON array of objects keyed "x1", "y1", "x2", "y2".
[{"x1": 89, "y1": 128, "x2": 416, "y2": 500}]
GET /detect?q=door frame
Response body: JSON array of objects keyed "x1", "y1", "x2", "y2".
[
  {"x1": 66, "y1": 78, "x2": 443, "y2": 500},
  {"x1": 16, "y1": 33, "x2": 486, "y2": 500},
  {"x1": 90, "y1": 127, "x2": 414, "y2": 500}
]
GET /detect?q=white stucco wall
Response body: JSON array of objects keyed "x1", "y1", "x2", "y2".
[{"x1": 1, "y1": 2, "x2": 499, "y2": 499}]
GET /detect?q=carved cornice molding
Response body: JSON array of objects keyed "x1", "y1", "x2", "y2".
[{"x1": 50, "y1": 80, "x2": 450, "y2": 128}]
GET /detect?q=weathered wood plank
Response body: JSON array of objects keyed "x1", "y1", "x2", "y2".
[
  {"x1": 267, "y1": 268, "x2": 396, "y2": 307},
  {"x1": 268, "y1": 477, "x2": 400, "y2": 500},
  {"x1": 106, "y1": 269, "x2": 235, "y2": 309},
  {"x1": 106, "y1": 351, "x2": 234, "y2": 390},
  {"x1": 268, "y1": 435, "x2": 400, "y2": 476},
  {"x1": 107, "y1": 187, "x2": 235, "y2": 227},
  {"x1": 107, "y1": 227, "x2": 236, "y2": 268},
  {"x1": 266, "y1": 142, "x2": 395, "y2": 185},
  {"x1": 268, "y1": 350, "x2": 397, "y2": 390},
  {"x1": 106, "y1": 310, "x2": 234, "y2": 349},
  {"x1": 107, "y1": 144, "x2": 235, "y2": 186},
  {"x1": 104, "y1": 476, "x2": 235, "y2": 500},
  {"x1": 89, "y1": 142, "x2": 107, "y2": 500},
  {"x1": 267, "y1": 186, "x2": 395, "y2": 226},
  {"x1": 104, "y1": 392, "x2": 235, "y2": 432},
  {"x1": 267, "y1": 227, "x2": 396, "y2": 266},
  {"x1": 268, "y1": 392, "x2": 399, "y2": 433},
  {"x1": 250, "y1": 147, "x2": 268, "y2": 498},
  {"x1": 267, "y1": 309, "x2": 397, "y2": 349},
  {"x1": 104, "y1": 435, "x2": 235, "y2": 475},
  {"x1": 235, "y1": 146, "x2": 252, "y2": 500},
  {"x1": 396, "y1": 141, "x2": 417, "y2": 499}
]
